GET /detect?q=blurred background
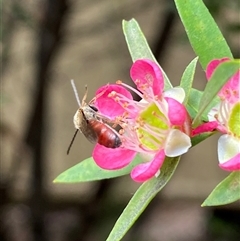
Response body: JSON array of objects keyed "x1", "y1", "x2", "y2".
[{"x1": 1, "y1": 0, "x2": 240, "y2": 241}]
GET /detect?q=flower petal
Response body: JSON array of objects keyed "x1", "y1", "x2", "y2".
[
  {"x1": 130, "y1": 59, "x2": 164, "y2": 95},
  {"x1": 219, "y1": 70, "x2": 240, "y2": 103},
  {"x1": 206, "y1": 57, "x2": 230, "y2": 79},
  {"x1": 131, "y1": 149, "x2": 165, "y2": 182},
  {"x1": 208, "y1": 103, "x2": 220, "y2": 122},
  {"x1": 165, "y1": 97, "x2": 187, "y2": 126},
  {"x1": 206, "y1": 58, "x2": 239, "y2": 103},
  {"x1": 164, "y1": 87, "x2": 185, "y2": 103},
  {"x1": 218, "y1": 134, "x2": 240, "y2": 171},
  {"x1": 219, "y1": 153, "x2": 240, "y2": 171},
  {"x1": 165, "y1": 129, "x2": 191, "y2": 157},
  {"x1": 192, "y1": 121, "x2": 218, "y2": 136},
  {"x1": 94, "y1": 84, "x2": 132, "y2": 119},
  {"x1": 207, "y1": 104, "x2": 227, "y2": 133},
  {"x1": 93, "y1": 143, "x2": 136, "y2": 170}
]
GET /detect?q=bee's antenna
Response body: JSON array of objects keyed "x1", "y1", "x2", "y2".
[
  {"x1": 67, "y1": 129, "x2": 79, "y2": 155},
  {"x1": 71, "y1": 79, "x2": 81, "y2": 107},
  {"x1": 82, "y1": 85, "x2": 88, "y2": 104}
]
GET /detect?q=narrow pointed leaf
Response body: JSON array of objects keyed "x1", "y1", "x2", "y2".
[
  {"x1": 175, "y1": 0, "x2": 232, "y2": 69},
  {"x1": 180, "y1": 57, "x2": 198, "y2": 105},
  {"x1": 122, "y1": 19, "x2": 156, "y2": 63},
  {"x1": 202, "y1": 172, "x2": 240, "y2": 206},
  {"x1": 186, "y1": 88, "x2": 203, "y2": 119},
  {"x1": 54, "y1": 155, "x2": 143, "y2": 183},
  {"x1": 122, "y1": 19, "x2": 172, "y2": 90},
  {"x1": 106, "y1": 156, "x2": 180, "y2": 241}
]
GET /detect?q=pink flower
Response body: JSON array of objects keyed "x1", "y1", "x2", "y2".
[
  {"x1": 92, "y1": 59, "x2": 192, "y2": 182},
  {"x1": 195, "y1": 58, "x2": 240, "y2": 171}
]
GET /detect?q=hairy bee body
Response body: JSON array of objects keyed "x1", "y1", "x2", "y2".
[
  {"x1": 74, "y1": 105, "x2": 122, "y2": 148},
  {"x1": 68, "y1": 80, "x2": 122, "y2": 155}
]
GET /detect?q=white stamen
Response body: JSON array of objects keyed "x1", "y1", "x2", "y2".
[
  {"x1": 219, "y1": 101, "x2": 230, "y2": 126},
  {"x1": 120, "y1": 82, "x2": 144, "y2": 99},
  {"x1": 143, "y1": 124, "x2": 166, "y2": 142}
]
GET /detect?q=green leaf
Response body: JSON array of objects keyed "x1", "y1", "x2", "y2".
[
  {"x1": 106, "y1": 156, "x2": 180, "y2": 241},
  {"x1": 180, "y1": 57, "x2": 198, "y2": 105},
  {"x1": 122, "y1": 19, "x2": 156, "y2": 63},
  {"x1": 193, "y1": 60, "x2": 239, "y2": 126},
  {"x1": 122, "y1": 19, "x2": 172, "y2": 90},
  {"x1": 54, "y1": 155, "x2": 143, "y2": 183},
  {"x1": 202, "y1": 172, "x2": 240, "y2": 206},
  {"x1": 174, "y1": 0, "x2": 233, "y2": 69},
  {"x1": 186, "y1": 88, "x2": 203, "y2": 119}
]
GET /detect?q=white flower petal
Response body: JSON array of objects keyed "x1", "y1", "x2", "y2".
[
  {"x1": 165, "y1": 129, "x2": 191, "y2": 157},
  {"x1": 164, "y1": 87, "x2": 185, "y2": 103},
  {"x1": 208, "y1": 104, "x2": 220, "y2": 122},
  {"x1": 218, "y1": 134, "x2": 240, "y2": 164}
]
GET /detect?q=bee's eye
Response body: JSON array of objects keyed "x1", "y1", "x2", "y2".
[{"x1": 89, "y1": 105, "x2": 98, "y2": 112}]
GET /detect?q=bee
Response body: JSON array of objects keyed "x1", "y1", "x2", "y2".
[{"x1": 67, "y1": 80, "x2": 122, "y2": 154}]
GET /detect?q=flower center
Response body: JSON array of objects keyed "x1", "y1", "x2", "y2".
[
  {"x1": 137, "y1": 103, "x2": 168, "y2": 150},
  {"x1": 228, "y1": 102, "x2": 240, "y2": 138}
]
